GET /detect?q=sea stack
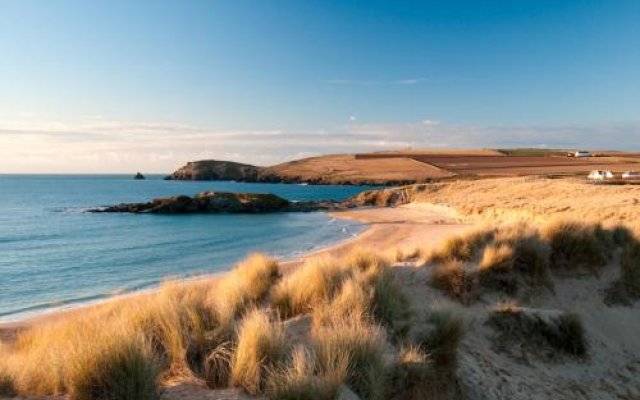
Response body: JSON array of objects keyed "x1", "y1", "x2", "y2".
[{"x1": 134, "y1": 172, "x2": 146, "y2": 180}]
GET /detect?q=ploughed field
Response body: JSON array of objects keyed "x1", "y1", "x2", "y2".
[
  {"x1": 355, "y1": 153, "x2": 640, "y2": 176},
  {"x1": 167, "y1": 149, "x2": 640, "y2": 184}
]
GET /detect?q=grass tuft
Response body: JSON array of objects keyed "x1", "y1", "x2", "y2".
[
  {"x1": 478, "y1": 224, "x2": 551, "y2": 295},
  {"x1": 313, "y1": 317, "x2": 388, "y2": 400},
  {"x1": 372, "y1": 270, "x2": 412, "y2": 340},
  {"x1": 270, "y1": 257, "x2": 348, "y2": 318},
  {"x1": 231, "y1": 309, "x2": 287, "y2": 395},
  {"x1": 203, "y1": 342, "x2": 233, "y2": 389},
  {"x1": 428, "y1": 227, "x2": 495, "y2": 263},
  {"x1": 265, "y1": 346, "x2": 346, "y2": 400},
  {"x1": 488, "y1": 306, "x2": 587, "y2": 358},
  {"x1": 213, "y1": 253, "x2": 280, "y2": 324},
  {"x1": 67, "y1": 333, "x2": 160, "y2": 400},
  {"x1": 430, "y1": 261, "x2": 479, "y2": 304},
  {"x1": 419, "y1": 311, "x2": 463, "y2": 377},
  {"x1": 542, "y1": 220, "x2": 610, "y2": 272}
]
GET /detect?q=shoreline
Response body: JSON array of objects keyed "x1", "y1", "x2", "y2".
[
  {"x1": 0, "y1": 211, "x2": 371, "y2": 334},
  {"x1": 0, "y1": 203, "x2": 468, "y2": 338}
]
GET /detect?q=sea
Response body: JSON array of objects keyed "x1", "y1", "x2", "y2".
[{"x1": 0, "y1": 175, "x2": 376, "y2": 322}]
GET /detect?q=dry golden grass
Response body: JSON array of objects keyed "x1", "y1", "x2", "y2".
[
  {"x1": 213, "y1": 253, "x2": 280, "y2": 325},
  {"x1": 542, "y1": 219, "x2": 612, "y2": 272},
  {"x1": 0, "y1": 253, "x2": 281, "y2": 398},
  {"x1": 0, "y1": 248, "x2": 456, "y2": 399},
  {"x1": 65, "y1": 331, "x2": 160, "y2": 400},
  {"x1": 270, "y1": 257, "x2": 348, "y2": 318},
  {"x1": 230, "y1": 309, "x2": 286, "y2": 395},
  {"x1": 265, "y1": 345, "x2": 347, "y2": 400},
  {"x1": 203, "y1": 342, "x2": 233, "y2": 389},
  {"x1": 0, "y1": 315, "x2": 161, "y2": 400},
  {"x1": 430, "y1": 260, "x2": 479, "y2": 304},
  {"x1": 345, "y1": 250, "x2": 391, "y2": 277},
  {"x1": 427, "y1": 226, "x2": 495, "y2": 263},
  {"x1": 413, "y1": 176, "x2": 640, "y2": 230},
  {"x1": 312, "y1": 316, "x2": 388, "y2": 400},
  {"x1": 425, "y1": 219, "x2": 640, "y2": 302},
  {"x1": 386, "y1": 246, "x2": 422, "y2": 263}
]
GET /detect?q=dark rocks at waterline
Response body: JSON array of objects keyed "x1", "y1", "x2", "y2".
[
  {"x1": 134, "y1": 172, "x2": 146, "y2": 180},
  {"x1": 89, "y1": 185, "x2": 422, "y2": 215},
  {"x1": 90, "y1": 191, "x2": 350, "y2": 214}
]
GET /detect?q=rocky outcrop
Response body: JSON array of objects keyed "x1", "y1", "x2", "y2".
[
  {"x1": 90, "y1": 185, "x2": 425, "y2": 215},
  {"x1": 94, "y1": 192, "x2": 290, "y2": 214},
  {"x1": 165, "y1": 160, "x2": 260, "y2": 181},
  {"x1": 134, "y1": 172, "x2": 145, "y2": 180},
  {"x1": 344, "y1": 184, "x2": 430, "y2": 207}
]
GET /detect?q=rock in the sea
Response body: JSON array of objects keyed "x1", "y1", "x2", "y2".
[
  {"x1": 134, "y1": 172, "x2": 146, "y2": 180},
  {"x1": 93, "y1": 191, "x2": 291, "y2": 214},
  {"x1": 165, "y1": 160, "x2": 260, "y2": 181},
  {"x1": 89, "y1": 185, "x2": 422, "y2": 214}
]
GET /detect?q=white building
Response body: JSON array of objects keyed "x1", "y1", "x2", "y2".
[
  {"x1": 574, "y1": 150, "x2": 591, "y2": 158},
  {"x1": 622, "y1": 171, "x2": 640, "y2": 179},
  {"x1": 588, "y1": 170, "x2": 614, "y2": 180}
]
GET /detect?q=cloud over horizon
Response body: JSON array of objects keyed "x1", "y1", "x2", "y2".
[{"x1": 1, "y1": 116, "x2": 639, "y2": 173}]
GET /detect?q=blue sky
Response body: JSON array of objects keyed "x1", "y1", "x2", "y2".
[{"x1": 0, "y1": 0, "x2": 639, "y2": 172}]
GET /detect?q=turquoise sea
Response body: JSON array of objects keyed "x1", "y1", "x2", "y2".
[{"x1": 0, "y1": 175, "x2": 375, "y2": 322}]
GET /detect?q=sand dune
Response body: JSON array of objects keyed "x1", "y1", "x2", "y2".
[{"x1": 2, "y1": 179, "x2": 640, "y2": 399}]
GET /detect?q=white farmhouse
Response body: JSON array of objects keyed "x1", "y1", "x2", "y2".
[
  {"x1": 574, "y1": 150, "x2": 591, "y2": 158},
  {"x1": 588, "y1": 170, "x2": 614, "y2": 180}
]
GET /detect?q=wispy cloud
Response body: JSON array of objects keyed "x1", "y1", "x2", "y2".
[
  {"x1": 1, "y1": 116, "x2": 639, "y2": 173},
  {"x1": 325, "y1": 77, "x2": 427, "y2": 86}
]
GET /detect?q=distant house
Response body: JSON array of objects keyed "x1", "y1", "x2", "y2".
[
  {"x1": 574, "y1": 150, "x2": 591, "y2": 158},
  {"x1": 588, "y1": 170, "x2": 614, "y2": 180},
  {"x1": 622, "y1": 171, "x2": 640, "y2": 179}
]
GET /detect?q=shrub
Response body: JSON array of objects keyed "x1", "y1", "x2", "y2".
[
  {"x1": 605, "y1": 240, "x2": 640, "y2": 305},
  {"x1": 488, "y1": 306, "x2": 587, "y2": 358},
  {"x1": 67, "y1": 333, "x2": 160, "y2": 400},
  {"x1": 430, "y1": 261, "x2": 479, "y2": 304},
  {"x1": 270, "y1": 257, "x2": 348, "y2": 318},
  {"x1": 419, "y1": 311, "x2": 463, "y2": 377},
  {"x1": 313, "y1": 318, "x2": 388, "y2": 400},
  {"x1": 231, "y1": 309, "x2": 287, "y2": 395},
  {"x1": 542, "y1": 220, "x2": 610, "y2": 271},
  {"x1": 265, "y1": 346, "x2": 346, "y2": 400}
]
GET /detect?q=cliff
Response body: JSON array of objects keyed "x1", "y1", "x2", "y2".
[
  {"x1": 165, "y1": 155, "x2": 453, "y2": 185},
  {"x1": 165, "y1": 160, "x2": 260, "y2": 181}
]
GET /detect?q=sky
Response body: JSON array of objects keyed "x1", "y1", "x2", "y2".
[{"x1": 1, "y1": 0, "x2": 639, "y2": 173}]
